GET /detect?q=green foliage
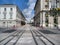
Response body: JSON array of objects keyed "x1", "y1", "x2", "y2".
[{"x1": 50, "y1": 8, "x2": 60, "y2": 16}]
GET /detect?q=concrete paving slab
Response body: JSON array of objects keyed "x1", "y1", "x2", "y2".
[{"x1": 16, "y1": 30, "x2": 35, "y2": 45}]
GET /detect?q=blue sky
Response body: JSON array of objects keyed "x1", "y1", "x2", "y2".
[{"x1": 0, "y1": 0, "x2": 36, "y2": 21}]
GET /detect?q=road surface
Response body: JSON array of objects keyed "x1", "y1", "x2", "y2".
[{"x1": 0, "y1": 24, "x2": 60, "y2": 45}]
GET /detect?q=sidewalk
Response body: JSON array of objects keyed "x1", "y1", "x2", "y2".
[
  {"x1": 36, "y1": 27, "x2": 60, "y2": 34},
  {"x1": 36, "y1": 27, "x2": 60, "y2": 44}
]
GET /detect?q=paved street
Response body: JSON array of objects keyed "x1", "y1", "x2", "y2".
[
  {"x1": 38, "y1": 28, "x2": 60, "y2": 43},
  {"x1": 0, "y1": 0, "x2": 60, "y2": 45},
  {"x1": 0, "y1": 24, "x2": 60, "y2": 45}
]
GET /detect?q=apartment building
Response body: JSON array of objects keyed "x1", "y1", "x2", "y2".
[
  {"x1": 34, "y1": 0, "x2": 50, "y2": 27},
  {"x1": 34, "y1": 0, "x2": 60, "y2": 28},
  {"x1": 0, "y1": 4, "x2": 25, "y2": 28}
]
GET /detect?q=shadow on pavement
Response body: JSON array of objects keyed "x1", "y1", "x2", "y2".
[
  {"x1": 39, "y1": 30, "x2": 59, "y2": 34},
  {"x1": 2, "y1": 29, "x2": 16, "y2": 33}
]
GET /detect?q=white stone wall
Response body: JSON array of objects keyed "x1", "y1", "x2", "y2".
[
  {"x1": 0, "y1": 5, "x2": 25, "y2": 28},
  {"x1": 0, "y1": 6, "x2": 16, "y2": 20},
  {"x1": 43, "y1": 12, "x2": 46, "y2": 27},
  {"x1": 40, "y1": 13, "x2": 43, "y2": 26},
  {"x1": 48, "y1": 15, "x2": 54, "y2": 28},
  {"x1": 40, "y1": 0, "x2": 50, "y2": 10},
  {"x1": 34, "y1": 0, "x2": 52, "y2": 27},
  {"x1": 40, "y1": 12, "x2": 46, "y2": 27},
  {"x1": 58, "y1": 17, "x2": 60, "y2": 29},
  {"x1": 41, "y1": 0, "x2": 45, "y2": 10},
  {"x1": 0, "y1": 21, "x2": 16, "y2": 28}
]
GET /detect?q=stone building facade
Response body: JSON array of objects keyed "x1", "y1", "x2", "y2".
[
  {"x1": 0, "y1": 4, "x2": 25, "y2": 28},
  {"x1": 34, "y1": 0, "x2": 60, "y2": 29}
]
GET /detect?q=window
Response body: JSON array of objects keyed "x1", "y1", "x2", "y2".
[
  {"x1": 45, "y1": 5, "x2": 49, "y2": 8},
  {"x1": 10, "y1": 14, "x2": 12, "y2": 19},
  {"x1": 4, "y1": 8, "x2": 6, "y2": 11},
  {"x1": 54, "y1": 16, "x2": 58, "y2": 27},
  {"x1": 10, "y1": 8, "x2": 13, "y2": 11},
  {"x1": 4, "y1": 14, "x2": 6, "y2": 19}
]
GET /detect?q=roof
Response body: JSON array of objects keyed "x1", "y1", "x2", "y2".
[
  {"x1": 0, "y1": 4, "x2": 15, "y2": 5},
  {"x1": 0, "y1": 4, "x2": 17, "y2": 7}
]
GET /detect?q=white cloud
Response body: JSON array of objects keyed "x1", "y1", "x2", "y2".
[
  {"x1": 28, "y1": 0, "x2": 36, "y2": 5},
  {"x1": 29, "y1": 3, "x2": 35, "y2": 10},
  {"x1": 22, "y1": 0, "x2": 36, "y2": 21},
  {"x1": 23, "y1": 9, "x2": 28, "y2": 14},
  {"x1": 26, "y1": 18, "x2": 31, "y2": 23}
]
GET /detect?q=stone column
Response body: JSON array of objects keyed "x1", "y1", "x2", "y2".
[
  {"x1": 58, "y1": 17, "x2": 60, "y2": 29},
  {"x1": 43, "y1": 12, "x2": 46, "y2": 27},
  {"x1": 48, "y1": 15, "x2": 54, "y2": 28},
  {"x1": 40, "y1": 13, "x2": 43, "y2": 26}
]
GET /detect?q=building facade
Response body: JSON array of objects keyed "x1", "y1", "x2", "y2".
[
  {"x1": 0, "y1": 4, "x2": 25, "y2": 28},
  {"x1": 34, "y1": 0, "x2": 60, "y2": 29}
]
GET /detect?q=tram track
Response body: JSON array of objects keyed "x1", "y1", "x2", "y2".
[
  {"x1": 36, "y1": 30, "x2": 55, "y2": 45},
  {"x1": 33, "y1": 30, "x2": 47, "y2": 45},
  {"x1": 12, "y1": 30, "x2": 25, "y2": 45},
  {"x1": 0, "y1": 27, "x2": 57, "y2": 45},
  {"x1": 0, "y1": 30, "x2": 25, "y2": 45},
  {"x1": 30, "y1": 30, "x2": 38, "y2": 45},
  {"x1": 30, "y1": 30, "x2": 55, "y2": 45},
  {"x1": 0, "y1": 31, "x2": 17, "y2": 43}
]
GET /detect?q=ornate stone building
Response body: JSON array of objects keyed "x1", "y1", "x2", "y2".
[
  {"x1": 34, "y1": 0, "x2": 60, "y2": 29},
  {"x1": 0, "y1": 4, "x2": 25, "y2": 28}
]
